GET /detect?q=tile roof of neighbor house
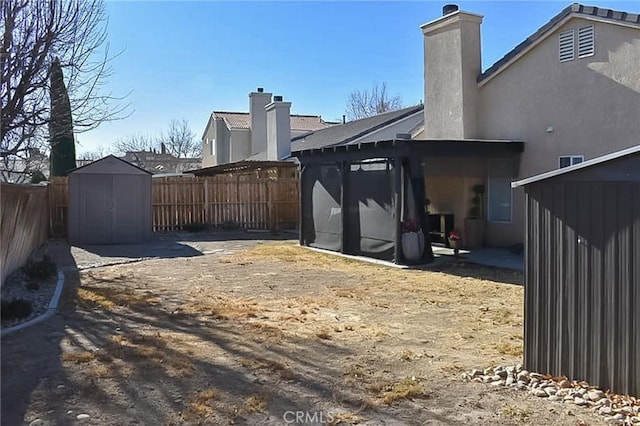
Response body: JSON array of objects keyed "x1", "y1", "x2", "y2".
[
  {"x1": 290, "y1": 104, "x2": 425, "y2": 152},
  {"x1": 479, "y1": 3, "x2": 640, "y2": 83},
  {"x1": 212, "y1": 111, "x2": 336, "y2": 131}
]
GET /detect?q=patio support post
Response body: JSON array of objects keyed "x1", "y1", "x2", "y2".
[
  {"x1": 394, "y1": 156, "x2": 403, "y2": 264},
  {"x1": 298, "y1": 164, "x2": 305, "y2": 246},
  {"x1": 409, "y1": 155, "x2": 434, "y2": 262},
  {"x1": 340, "y1": 160, "x2": 349, "y2": 254}
]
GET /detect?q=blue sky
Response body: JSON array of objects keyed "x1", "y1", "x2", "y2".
[{"x1": 77, "y1": 0, "x2": 640, "y2": 154}]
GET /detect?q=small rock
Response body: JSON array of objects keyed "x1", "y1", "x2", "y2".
[
  {"x1": 517, "y1": 380, "x2": 528, "y2": 386},
  {"x1": 548, "y1": 395, "x2": 562, "y2": 402},
  {"x1": 530, "y1": 372, "x2": 545, "y2": 380},
  {"x1": 472, "y1": 377, "x2": 482, "y2": 382},
  {"x1": 516, "y1": 383, "x2": 528, "y2": 391},
  {"x1": 564, "y1": 395, "x2": 575, "y2": 401},
  {"x1": 604, "y1": 414, "x2": 624, "y2": 424},
  {"x1": 491, "y1": 380, "x2": 505, "y2": 387},
  {"x1": 482, "y1": 376, "x2": 492, "y2": 383},
  {"x1": 587, "y1": 390, "x2": 605, "y2": 401},
  {"x1": 576, "y1": 388, "x2": 588, "y2": 396},
  {"x1": 516, "y1": 370, "x2": 529, "y2": 380},
  {"x1": 506, "y1": 366, "x2": 515, "y2": 374},
  {"x1": 533, "y1": 388, "x2": 548, "y2": 397},
  {"x1": 483, "y1": 368, "x2": 492, "y2": 375},
  {"x1": 29, "y1": 420, "x2": 44, "y2": 426},
  {"x1": 470, "y1": 369, "x2": 481, "y2": 377},
  {"x1": 531, "y1": 381, "x2": 540, "y2": 389},
  {"x1": 505, "y1": 377, "x2": 515, "y2": 386},
  {"x1": 56, "y1": 385, "x2": 65, "y2": 389},
  {"x1": 620, "y1": 407, "x2": 634, "y2": 415},
  {"x1": 630, "y1": 416, "x2": 640, "y2": 424},
  {"x1": 66, "y1": 410, "x2": 73, "y2": 415},
  {"x1": 599, "y1": 407, "x2": 614, "y2": 416},
  {"x1": 558, "y1": 379, "x2": 573, "y2": 388},
  {"x1": 600, "y1": 398, "x2": 612, "y2": 407},
  {"x1": 77, "y1": 414, "x2": 90, "y2": 420},
  {"x1": 515, "y1": 363, "x2": 522, "y2": 371},
  {"x1": 544, "y1": 387, "x2": 557, "y2": 396},
  {"x1": 574, "y1": 397, "x2": 588, "y2": 406},
  {"x1": 461, "y1": 373, "x2": 470, "y2": 380},
  {"x1": 492, "y1": 374, "x2": 503, "y2": 382},
  {"x1": 495, "y1": 370, "x2": 508, "y2": 379}
]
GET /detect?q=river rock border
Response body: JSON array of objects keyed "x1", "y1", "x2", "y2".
[{"x1": 463, "y1": 365, "x2": 639, "y2": 425}]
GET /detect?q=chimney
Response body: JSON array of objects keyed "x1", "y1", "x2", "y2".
[
  {"x1": 421, "y1": 5, "x2": 483, "y2": 139},
  {"x1": 161, "y1": 142, "x2": 166, "y2": 154},
  {"x1": 265, "y1": 95, "x2": 291, "y2": 161},
  {"x1": 249, "y1": 87, "x2": 272, "y2": 155}
]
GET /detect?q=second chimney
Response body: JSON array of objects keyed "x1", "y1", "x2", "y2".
[{"x1": 266, "y1": 96, "x2": 291, "y2": 161}]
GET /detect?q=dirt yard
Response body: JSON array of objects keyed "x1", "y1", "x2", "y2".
[{"x1": 1, "y1": 237, "x2": 605, "y2": 425}]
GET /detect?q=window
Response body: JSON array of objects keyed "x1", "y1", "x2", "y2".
[
  {"x1": 487, "y1": 159, "x2": 513, "y2": 223},
  {"x1": 559, "y1": 26, "x2": 594, "y2": 63},
  {"x1": 559, "y1": 29, "x2": 575, "y2": 62},
  {"x1": 559, "y1": 155, "x2": 584, "y2": 168},
  {"x1": 210, "y1": 138, "x2": 215, "y2": 156},
  {"x1": 577, "y1": 25, "x2": 594, "y2": 58}
]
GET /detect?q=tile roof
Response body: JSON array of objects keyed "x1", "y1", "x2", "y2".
[
  {"x1": 212, "y1": 111, "x2": 335, "y2": 131},
  {"x1": 479, "y1": 3, "x2": 640, "y2": 83},
  {"x1": 290, "y1": 105, "x2": 424, "y2": 152}
]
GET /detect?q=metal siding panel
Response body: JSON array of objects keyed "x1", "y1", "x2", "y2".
[
  {"x1": 632, "y1": 184, "x2": 640, "y2": 396},
  {"x1": 565, "y1": 185, "x2": 578, "y2": 378},
  {"x1": 525, "y1": 177, "x2": 639, "y2": 396},
  {"x1": 81, "y1": 175, "x2": 113, "y2": 244},
  {"x1": 577, "y1": 183, "x2": 591, "y2": 381}
]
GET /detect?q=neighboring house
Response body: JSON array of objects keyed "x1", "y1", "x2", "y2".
[
  {"x1": 201, "y1": 88, "x2": 336, "y2": 167},
  {"x1": 297, "y1": 3, "x2": 639, "y2": 248},
  {"x1": 121, "y1": 144, "x2": 201, "y2": 174},
  {"x1": 0, "y1": 148, "x2": 49, "y2": 183}
]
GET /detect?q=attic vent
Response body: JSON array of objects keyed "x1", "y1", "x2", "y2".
[
  {"x1": 577, "y1": 25, "x2": 595, "y2": 58},
  {"x1": 559, "y1": 29, "x2": 575, "y2": 62}
]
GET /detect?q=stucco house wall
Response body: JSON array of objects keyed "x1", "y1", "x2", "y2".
[
  {"x1": 229, "y1": 129, "x2": 251, "y2": 162},
  {"x1": 477, "y1": 17, "x2": 640, "y2": 245}
]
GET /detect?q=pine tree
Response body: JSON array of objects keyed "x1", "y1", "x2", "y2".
[{"x1": 49, "y1": 58, "x2": 76, "y2": 176}]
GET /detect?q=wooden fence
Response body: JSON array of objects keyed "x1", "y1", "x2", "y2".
[
  {"x1": 48, "y1": 168, "x2": 299, "y2": 235},
  {"x1": 1, "y1": 183, "x2": 50, "y2": 285}
]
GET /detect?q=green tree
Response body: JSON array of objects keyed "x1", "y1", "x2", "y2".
[{"x1": 49, "y1": 58, "x2": 76, "y2": 176}]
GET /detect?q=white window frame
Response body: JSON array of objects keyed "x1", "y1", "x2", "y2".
[
  {"x1": 558, "y1": 155, "x2": 584, "y2": 168},
  {"x1": 210, "y1": 138, "x2": 215, "y2": 156}
]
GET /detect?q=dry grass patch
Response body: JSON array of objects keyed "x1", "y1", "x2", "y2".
[
  {"x1": 88, "y1": 364, "x2": 112, "y2": 378},
  {"x1": 76, "y1": 285, "x2": 161, "y2": 311},
  {"x1": 245, "y1": 322, "x2": 285, "y2": 343},
  {"x1": 495, "y1": 340, "x2": 523, "y2": 357},
  {"x1": 380, "y1": 378, "x2": 426, "y2": 405},
  {"x1": 239, "y1": 357, "x2": 293, "y2": 380},
  {"x1": 244, "y1": 395, "x2": 267, "y2": 413},
  {"x1": 330, "y1": 411, "x2": 365, "y2": 425},
  {"x1": 343, "y1": 365, "x2": 367, "y2": 383},
  {"x1": 62, "y1": 350, "x2": 96, "y2": 364},
  {"x1": 182, "y1": 296, "x2": 259, "y2": 320},
  {"x1": 182, "y1": 389, "x2": 218, "y2": 421},
  {"x1": 502, "y1": 403, "x2": 532, "y2": 422}
]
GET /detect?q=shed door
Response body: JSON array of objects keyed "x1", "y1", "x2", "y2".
[
  {"x1": 83, "y1": 175, "x2": 114, "y2": 244},
  {"x1": 112, "y1": 175, "x2": 146, "y2": 243}
]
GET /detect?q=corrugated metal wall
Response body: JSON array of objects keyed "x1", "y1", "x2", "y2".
[{"x1": 524, "y1": 181, "x2": 640, "y2": 396}]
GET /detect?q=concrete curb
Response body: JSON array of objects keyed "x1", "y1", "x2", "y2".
[{"x1": 1, "y1": 270, "x2": 65, "y2": 338}]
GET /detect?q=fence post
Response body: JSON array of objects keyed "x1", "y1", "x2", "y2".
[{"x1": 203, "y1": 178, "x2": 209, "y2": 225}]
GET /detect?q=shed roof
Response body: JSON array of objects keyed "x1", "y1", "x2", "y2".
[
  {"x1": 479, "y1": 3, "x2": 640, "y2": 85},
  {"x1": 69, "y1": 155, "x2": 151, "y2": 175},
  {"x1": 512, "y1": 145, "x2": 640, "y2": 188}
]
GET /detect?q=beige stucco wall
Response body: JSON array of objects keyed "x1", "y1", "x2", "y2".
[
  {"x1": 477, "y1": 18, "x2": 640, "y2": 246},
  {"x1": 201, "y1": 119, "x2": 216, "y2": 168},
  {"x1": 229, "y1": 129, "x2": 251, "y2": 162},
  {"x1": 479, "y1": 18, "x2": 640, "y2": 178}
]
